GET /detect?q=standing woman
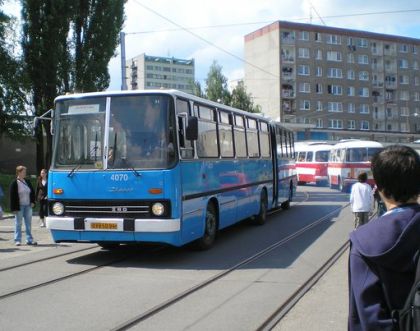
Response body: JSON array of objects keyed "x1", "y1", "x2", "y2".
[
  {"x1": 36, "y1": 169, "x2": 48, "y2": 227},
  {"x1": 9, "y1": 165, "x2": 37, "y2": 246}
]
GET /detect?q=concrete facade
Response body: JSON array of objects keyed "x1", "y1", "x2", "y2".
[
  {"x1": 244, "y1": 21, "x2": 420, "y2": 142},
  {"x1": 126, "y1": 53, "x2": 195, "y2": 94}
]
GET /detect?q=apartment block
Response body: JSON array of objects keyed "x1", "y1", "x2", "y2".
[
  {"x1": 126, "y1": 53, "x2": 195, "y2": 94},
  {"x1": 244, "y1": 21, "x2": 420, "y2": 142}
]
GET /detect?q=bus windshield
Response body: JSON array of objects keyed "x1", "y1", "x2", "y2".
[{"x1": 52, "y1": 94, "x2": 176, "y2": 170}]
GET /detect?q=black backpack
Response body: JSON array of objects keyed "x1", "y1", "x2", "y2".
[{"x1": 394, "y1": 253, "x2": 420, "y2": 331}]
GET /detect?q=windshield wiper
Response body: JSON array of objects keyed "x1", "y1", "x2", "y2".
[
  {"x1": 67, "y1": 139, "x2": 100, "y2": 178},
  {"x1": 120, "y1": 157, "x2": 141, "y2": 177},
  {"x1": 67, "y1": 164, "x2": 81, "y2": 177}
]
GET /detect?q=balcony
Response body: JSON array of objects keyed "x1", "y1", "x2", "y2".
[
  {"x1": 372, "y1": 80, "x2": 384, "y2": 88},
  {"x1": 282, "y1": 89, "x2": 295, "y2": 98},
  {"x1": 384, "y1": 82, "x2": 397, "y2": 89}
]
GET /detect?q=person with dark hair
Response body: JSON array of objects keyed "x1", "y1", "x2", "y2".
[
  {"x1": 350, "y1": 172, "x2": 373, "y2": 228},
  {"x1": 9, "y1": 165, "x2": 37, "y2": 246},
  {"x1": 348, "y1": 145, "x2": 420, "y2": 330},
  {"x1": 36, "y1": 169, "x2": 48, "y2": 227}
]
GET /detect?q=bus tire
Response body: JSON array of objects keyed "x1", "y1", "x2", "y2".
[
  {"x1": 281, "y1": 184, "x2": 293, "y2": 210},
  {"x1": 98, "y1": 242, "x2": 120, "y2": 250},
  {"x1": 253, "y1": 190, "x2": 268, "y2": 225},
  {"x1": 193, "y1": 203, "x2": 218, "y2": 250}
]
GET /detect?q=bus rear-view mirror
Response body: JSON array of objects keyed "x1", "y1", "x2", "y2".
[{"x1": 186, "y1": 116, "x2": 198, "y2": 141}]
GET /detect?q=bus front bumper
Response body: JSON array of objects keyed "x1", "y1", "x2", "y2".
[{"x1": 46, "y1": 217, "x2": 180, "y2": 232}]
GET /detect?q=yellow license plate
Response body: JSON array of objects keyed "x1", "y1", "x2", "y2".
[{"x1": 90, "y1": 222, "x2": 118, "y2": 230}]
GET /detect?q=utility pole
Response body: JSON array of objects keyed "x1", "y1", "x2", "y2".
[{"x1": 120, "y1": 31, "x2": 127, "y2": 90}]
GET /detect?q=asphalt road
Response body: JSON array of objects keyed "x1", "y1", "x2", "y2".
[{"x1": 0, "y1": 186, "x2": 353, "y2": 331}]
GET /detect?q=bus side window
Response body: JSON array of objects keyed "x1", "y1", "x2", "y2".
[
  {"x1": 247, "y1": 118, "x2": 259, "y2": 157},
  {"x1": 259, "y1": 121, "x2": 270, "y2": 158},
  {"x1": 196, "y1": 104, "x2": 218, "y2": 158},
  {"x1": 176, "y1": 98, "x2": 194, "y2": 159},
  {"x1": 306, "y1": 151, "x2": 313, "y2": 162},
  {"x1": 218, "y1": 110, "x2": 234, "y2": 158},
  {"x1": 234, "y1": 115, "x2": 247, "y2": 157}
]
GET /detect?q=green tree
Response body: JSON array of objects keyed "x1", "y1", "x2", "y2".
[
  {"x1": 22, "y1": 0, "x2": 125, "y2": 171},
  {"x1": 205, "y1": 60, "x2": 230, "y2": 104},
  {"x1": 230, "y1": 81, "x2": 261, "y2": 113},
  {"x1": 72, "y1": 0, "x2": 125, "y2": 92},
  {"x1": 0, "y1": 2, "x2": 28, "y2": 139},
  {"x1": 190, "y1": 79, "x2": 204, "y2": 98}
]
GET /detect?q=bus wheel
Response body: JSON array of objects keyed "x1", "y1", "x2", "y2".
[
  {"x1": 254, "y1": 190, "x2": 268, "y2": 225},
  {"x1": 281, "y1": 185, "x2": 292, "y2": 210},
  {"x1": 193, "y1": 203, "x2": 217, "y2": 250},
  {"x1": 98, "y1": 242, "x2": 120, "y2": 250}
]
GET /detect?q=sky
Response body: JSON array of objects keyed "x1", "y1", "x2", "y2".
[{"x1": 4, "y1": 0, "x2": 420, "y2": 91}]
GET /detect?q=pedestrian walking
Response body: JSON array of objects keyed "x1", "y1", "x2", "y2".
[
  {"x1": 350, "y1": 172, "x2": 373, "y2": 228},
  {"x1": 348, "y1": 145, "x2": 420, "y2": 331},
  {"x1": 36, "y1": 169, "x2": 48, "y2": 227},
  {"x1": 9, "y1": 165, "x2": 37, "y2": 246}
]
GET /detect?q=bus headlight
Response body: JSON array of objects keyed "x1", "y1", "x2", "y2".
[
  {"x1": 52, "y1": 202, "x2": 65, "y2": 216},
  {"x1": 151, "y1": 203, "x2": 165, "y2": 216}
]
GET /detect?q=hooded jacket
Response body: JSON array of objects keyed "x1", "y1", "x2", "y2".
[{"x1": 348, "y1": 203, "x2": 420, "y2": 331}]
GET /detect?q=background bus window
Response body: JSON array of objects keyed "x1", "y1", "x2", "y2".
[
  {"x1": 346, "y1": 148, "x2": 367, "y2": 162},
  {"x1": 297, "y1": 151, "x2": 306, "y2": 162},
  {"x1": 219, "y1": 111, "x2": 234, "y2": 157},
  {"x1": 196, "y1": 105, "x2": 218, "y2": 158},
  {"x1": 234, "y1": 115, "x2": 247, "y2": 157},
  {"x1": 306, "y1": 151, "x2": 313, "y2": 162},
  {"x1": 315, "y1": 150, "x2": 329, "y2": 162},
  {"x1": 284, "y1": 130, "x2": 289, "y2": 157},
  {"x1": 247, "y1": 118, "x2": 259, "y2": 157}
]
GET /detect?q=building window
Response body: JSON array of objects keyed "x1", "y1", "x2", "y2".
[
  {"x1": 357, "y1": 38, "x2": 368, "y2": 48},
  {"x1": 328, "y1": 119, "x2": 343, "y2": 129},
  {"x1": 347, "y1": 86, "x2": 355, "y2": 96},
  {"x1": 316, "y1": 118, "x2": 323, "y2": 128},
  {"x1": 358, "y1": 87, "x2": 369, "y2": 97},
  {"x1": 315, "y1": 49, "x2": 322, "y2": 60},
  {"x1": 347, "y1": 69, "x2": 355, "y2": 80},
  {"x1": 298, "y1": 64, "x2": 310, "y2": 75},
  {"x1": 298, "y1": 48, "x2": 310, "y2": 58},
  {"x1": 328, "y1": 84, "x2": 342, "y2": 95},
  {"x1": 327, "y1": 68, "x2": 343, "y2": 78},
  {"x1": 316, "y1": 101, "x2": 323, "y2": 111},
  {"x1": 281, "y1": 31, "x2": 295, "y2": 42},
  {"x1": 299, "y1": 31, "x2": 309, "y2": 40},
  {"x1": 348, "y1": 103, "x2": 355, "y2": 113},
  {"x1": 399, "y1": 59, "x2": 409, "y2": 69},
  {"x1": 360, "y1": 120, "x2": 370, "y2": 130},
  {"x1": 401, "y1": 107, "x2": 409, "y2": 116},
  {"x1": 281, "y1": 48, "x2": 295, "y2": 62},
  {"x1": 413, "y1": 45, "x2": 418, "y2": 54},
  {"x1": 360, "y1": 104, "x2": 370, "y2": 114},
  {"x1": 400, "y1": 90, "x2": 410, "y2": 100},
  {"x1": 316, "y1": 83, "x2": 323, "y2": 94},
  {"x1": 415, "y1": 76, "x2": 419, "y2": 86},
  {"x1": 358, "y1": 54, "x2": 369, "y2": 64},
  {"x1": 327, "y1": 51, "x2": 342, "y2": 61},
  {"x1": 327, "y1": 102, "x2": 343, "y2": 112},
  {"x1": 315, "y1": 32, "x2": 322, "y2": 42},
  {"x1": 298, "y1": 82, "x2": 311, "y2": 93},
  {"x1": 347, "y1": 53, "x2": 354, "y2": 63},
  {"x1": 326, "y1": 34, "x2": 341, "y2": 45},
  {"x1": 414, "y1": 61, "x2": 419, "y2": 70},
  {"x1": 399, "y1": 44, "x2": 408, "y2": 53},
  {"x1": 415, "y1": 92, "x2": 420, "y2": 101},
  {"x1": 399, "y1": 75, "x2": 409, "y2": 85},
  {"x1": 401, "y1": 122, "x2": 409, "y2": 132},
  {"x1": 348, "y1": 120, "x2": 356, "y2": 129},
  {"x1": 316, "y1": 66, "x2": 322, "y2": 77},
  {"x1": 358, "y1": 71, "x2": 369, "y2": 81},
  {"x1": 300, "y1": 100, "x2": 311, "y2": 110}
]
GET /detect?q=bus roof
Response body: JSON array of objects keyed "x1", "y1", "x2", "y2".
[
  {"x1": 331, "y1": 140, "x2": 383, "y2": 149},
  {"x1": 295, "y1": 142, "x2": 333, "y2": 152},
  {"x1": 54, "y1": 89, "x2": 281, "y2": 125}
]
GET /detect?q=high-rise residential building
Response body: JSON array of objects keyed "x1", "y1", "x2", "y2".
[
  {"x1": 126, "y1": 53, "x2": 195, "y2": 94},
  {"x1": 244, "y1": 21, "x2": 420, "y2": 142}
]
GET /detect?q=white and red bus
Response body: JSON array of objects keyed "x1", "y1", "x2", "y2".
[
  {"x1": 328, "y1": 140, "x2": 383, "y2": 192},
  {"x1": 295, "y1": 142, "x2": 332, "y2": 186}
]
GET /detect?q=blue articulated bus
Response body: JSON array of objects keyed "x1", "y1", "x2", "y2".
[{"x1": 46, "y1": 90, "x2": 296, "y2": 249}]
